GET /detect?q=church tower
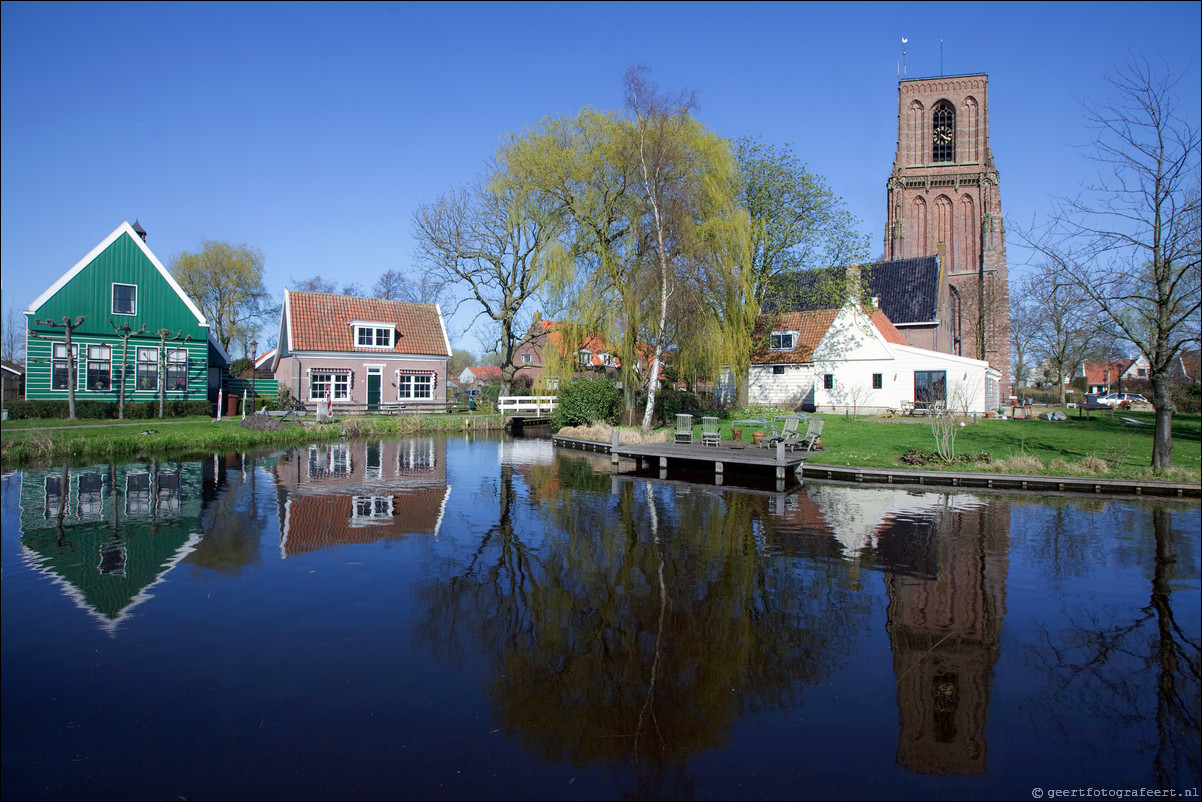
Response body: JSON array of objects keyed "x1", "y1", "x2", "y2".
[{"x1": 884, "y1": 73, "x2": 1010, "y2": 400}]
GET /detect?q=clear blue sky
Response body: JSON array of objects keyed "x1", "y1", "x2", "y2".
[{"x1": 3, "y1": 1, "x2": 1199, "y2": 357}]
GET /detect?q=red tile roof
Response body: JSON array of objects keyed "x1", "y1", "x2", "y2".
[
  {"x1": 751, "y1": 307, "x2": 907, "y2": 364},
  {"x1": 1079, "y1": 360, "x2": 1135, "y2": 384},
  {"x1": 286, "y1": 291, "x2": 449, "y2": 356},
  {"x1": 468, "y1": 366, "x2": 503, "y2": 381}
]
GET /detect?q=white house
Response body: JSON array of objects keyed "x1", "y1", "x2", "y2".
[{"x1": 745, "y1": 303, "x2": 1001, "y2": 415}]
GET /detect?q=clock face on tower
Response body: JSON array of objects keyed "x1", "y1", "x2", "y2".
[{"x1": 933, "y1": 125, "x2": 953, "y2": 144}]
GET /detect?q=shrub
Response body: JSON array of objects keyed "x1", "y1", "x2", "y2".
[
  {"x1": 552, "y1": 376, "x2": 620, "y2": 429},
  {"x1": 1, "y1": 399, "x2": 211, "y2": 420},
  {"x1": 654, "y1": 390, "x2": 703, "y2": 425}
]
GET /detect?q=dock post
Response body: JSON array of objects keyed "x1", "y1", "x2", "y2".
[
  {"x1": 611, "y1": 430, "x2": 619, "y2": 468},
  {"x1": 776, "y1": 442, "x2": 785, "y2": 480}
]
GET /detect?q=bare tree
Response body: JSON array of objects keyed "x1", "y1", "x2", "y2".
[
  {"x1": 1021, "y1": 57, "x2": 1201, "y2": 471},
  {"x1": 291, "y1": 275, "x2": 364, "y2": 296},
  {"x1": 2, "y1": 305, "x2": 25, "y2": 364},
  {"x1": 1023, "y1": 264, "x2": 1109, "y2": 404},
  {"x1": 372, "y1": 269, "x2": 445, "y2": 305},
  {"x1": 412, "y1": 164, "x2": 565, "y2": 394}
]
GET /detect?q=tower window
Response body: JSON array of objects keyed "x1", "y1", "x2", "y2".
[{"x1": 932, "y1": 100, "x2": 955, "y2": 162}]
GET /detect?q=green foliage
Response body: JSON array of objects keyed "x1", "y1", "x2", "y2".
[
  {"x1": 551, "y1": 376, "x2": 620, "y2": 429},
  {"x1": 229, "y1": 357, "x2": 253, "y2": 378},
  {"x1": 478, "y1": 384, "x2": 502, "y2": 410},
  {"x1": 169, "y1": 240, "x2": 274, "y2": 352},
  {"x1": 3, "y1": 399, "x2": 211, "y2": 420},
  {"x1": 654, "y1": 389, "x2": 705, "y2": 425},
  {"x1": 1170, "y1": 382, "x2": 1201, "y2": 413}
]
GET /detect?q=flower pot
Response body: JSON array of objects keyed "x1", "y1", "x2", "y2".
[
  {"x1": 732, "y1": 428, "x2": 744, "y2": 442},
  {"x1": 752, "y1": 431, "x2": 766, "y2": 446}
]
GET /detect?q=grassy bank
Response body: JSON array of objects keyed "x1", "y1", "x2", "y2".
[
  {"x1": 569, "y1": 408, "x2": 1202, "y2": 483},
  {"x1": 4, "y1": 407, "x2": 1199, "y2": 483},
  {"x1": 0, "y1": 412, "x2": 507, "y2": 466}
]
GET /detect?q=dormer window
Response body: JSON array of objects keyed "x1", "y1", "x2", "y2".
[
  {"x1": 352, "y1": 321, "x2": 395, "y2": 348},
  {"x1": 769, "y1": 331, "x2": 798, "y2": 351}
]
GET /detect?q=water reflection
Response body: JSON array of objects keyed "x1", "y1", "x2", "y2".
[
  {"x1": 16, "y1": 459, "x2": 206, "y2": 633},
  {"x1": 272, "y1": 438, "x2": 450, "y2": 556},
  {"x1": 2, "y1": 437, "x2": 1198, "y2": 800}
]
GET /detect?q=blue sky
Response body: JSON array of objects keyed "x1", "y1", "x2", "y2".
[{"x1": 3, "y1": 1, "x2": 1199, "y2": 356}]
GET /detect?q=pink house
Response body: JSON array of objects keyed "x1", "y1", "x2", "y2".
[{"x1": 271, "y1": 290, "x2": 451, "y2": 412}]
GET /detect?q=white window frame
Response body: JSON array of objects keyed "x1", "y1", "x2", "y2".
[
  {"x1": 112, "y1": 283, "x2": 137, "y2": 316},
  {"x1": 397, "y1": 373, "x2": 432, "y2": 400},
  {"x1": 309, "y1": 370, "x2": 350, "y2": 402},
  {"x1": 136, "y1": 346, "x2": 158, "y2": 391},
  {"x1": 352, "y1": 321, "x2": 396, "y2": 349},
  {"x1": 86, "y1": 344, "x2": 112, "y2": 391},
  {"x1": 166, "y1": 347, "x2": 189, "y2": 391},
  {"x1": 769, "y1": 331, "x2": 797, "y2": 351},
  {"x1": 51, "y1": 342, "x2": 78, "y2": 391}
]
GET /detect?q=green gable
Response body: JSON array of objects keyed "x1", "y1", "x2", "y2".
[{"x1": 24, "y1": 222, "x2": 218, "y2": 405}]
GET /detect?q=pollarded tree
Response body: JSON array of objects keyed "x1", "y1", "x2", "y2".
[{"x1": 1022, "y1": 57, "x2": 1201, "y2": 471}]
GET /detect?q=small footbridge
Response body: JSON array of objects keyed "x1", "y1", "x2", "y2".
[{"x1": 499, "y1": 396, "x2": 557, "y2": 431}]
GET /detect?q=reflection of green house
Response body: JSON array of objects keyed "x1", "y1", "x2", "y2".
[
  {"x1": 17, "y1": 462, "x2": 205, "y2": 633},
  {"x1": 23, "y1": 221, "x2": 230, "y2": 408}
]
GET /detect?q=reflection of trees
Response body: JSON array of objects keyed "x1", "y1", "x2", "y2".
[
  {"x1": 1031, "y1": 504, "x2": 1199, "y2": 786},
  {"x1": 188, "y1": 458, "x2": 265, "y2": 575},
  {"x1": 415, "y1": 466, "x2": 872, "y2": 791}
]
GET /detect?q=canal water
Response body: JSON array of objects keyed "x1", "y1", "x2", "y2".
[{"x1": 2, "y1": 433, "x2": 1198, "y2": 801}]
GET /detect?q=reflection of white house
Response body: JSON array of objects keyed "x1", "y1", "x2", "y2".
[
  {"x1": 808, "y1": 484, "x2": 986, "y2": 554},
  {"x1": 742, "y1": 301, "x2": 1001, "y2": 415}
]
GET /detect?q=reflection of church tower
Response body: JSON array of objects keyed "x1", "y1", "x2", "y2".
[
  {"x1": 882, "y1": 499, "x2": 1009, "y2": 774},
  {"x1": 884, "y1": 74, "x2": 1010, "y2": 400}
]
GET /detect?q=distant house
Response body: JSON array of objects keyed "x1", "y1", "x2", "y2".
[
  {"x1": 23, "y1": 221, "x2": 229, "y2": 408},
  {"x1": 1170, "y1": 349, "x2": 1200, "y2": 385},
  {"x1": 739, "y1": 300, "x2": 1000, "y2": 415},
  {"x1": 271, "y1": 290, "x2": 451, "y2": 411},
  {"x1": 1071, "y1": 358, "x2": 1149, "y2": 395},
  {"x1": 513, "y1": 318, "x2": 629, "y2": 392},
  {"x1": 2, "y1": 361, "x2": 24, "y2": 403},
  {"x1": 457, "y1": 365, "x2": 502, "y2": 389}
]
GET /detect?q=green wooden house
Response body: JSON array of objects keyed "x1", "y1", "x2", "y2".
[{"x1": 23, "y1": 221, "x2": 230, "y2": 409}]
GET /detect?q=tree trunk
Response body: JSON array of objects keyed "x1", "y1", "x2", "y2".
[{"x1": 1150, "y1": 372, "x2": 1174, "y2": 471}]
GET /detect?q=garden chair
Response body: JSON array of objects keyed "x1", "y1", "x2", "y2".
[
  {"x1": 674, "y1": 413, "x2": 694, "y2": 444},
  {"x1": 767, "y1": 415, "x2": 802, "y2": 448},
  {"x1": 701, "y1": 416, "x2": 721, "y2": 447},
  {"x1": 784, "y1": 417, "x2": 825, "y2": 454}
]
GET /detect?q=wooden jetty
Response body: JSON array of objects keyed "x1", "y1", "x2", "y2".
[{"x1": 553, "y1": 435, "x2": 808, "y2": 481}]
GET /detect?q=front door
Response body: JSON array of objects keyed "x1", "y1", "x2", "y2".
[{"x1": 367, "y1": 370, "x2": 381, "y2": 411}]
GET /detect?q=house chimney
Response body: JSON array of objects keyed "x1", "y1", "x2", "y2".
[
  {"x1": 845, "y1": 264, "x2": 862, "y2": 306},
  {"x1": 131, "y1": 220, "x2": 147, "y2": 241}
]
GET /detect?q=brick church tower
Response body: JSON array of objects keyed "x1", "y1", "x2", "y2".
[{"x1": 884, "y1": 73, "x2": 1010, "y2": 400}]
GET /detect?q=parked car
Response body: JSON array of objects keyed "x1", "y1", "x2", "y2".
[{"x1": 1097, "y1": 392, "x2": 1148, "y2": 407}]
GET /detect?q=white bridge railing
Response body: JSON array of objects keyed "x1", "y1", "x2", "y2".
[{"x1": 498, "y1": 395, "x2": 558, "y2": 414}]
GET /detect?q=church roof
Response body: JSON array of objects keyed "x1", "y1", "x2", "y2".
[{"x1": 762, "y1": 256, "x2": 941, "y2": 326}]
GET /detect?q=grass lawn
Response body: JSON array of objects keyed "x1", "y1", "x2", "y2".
[
  {"x1": 0, "y1": 412, "x2": 506, "y2": 466},
  {"x1": 678, "y1": 408, "x2": 1201, "y2": 482}
]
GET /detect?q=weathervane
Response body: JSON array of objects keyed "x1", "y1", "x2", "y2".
[{"x1": 899, "y1": 37, "x2": 908, "y2": 79}]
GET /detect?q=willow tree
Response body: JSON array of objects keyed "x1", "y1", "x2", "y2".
[
  {"x1": 504, "y1": 108, "x2": 646, "y2": 416},
  {"x1": 412, "y1": 156, "x2": 568, "y2": 394},
  {"x1": 169, "y1": 240, "x2": 273, "y2": 353}
]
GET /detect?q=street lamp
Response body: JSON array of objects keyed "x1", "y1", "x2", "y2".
[{"x1": 249, "y1": 339, "x2": 258, "y2": 413}]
